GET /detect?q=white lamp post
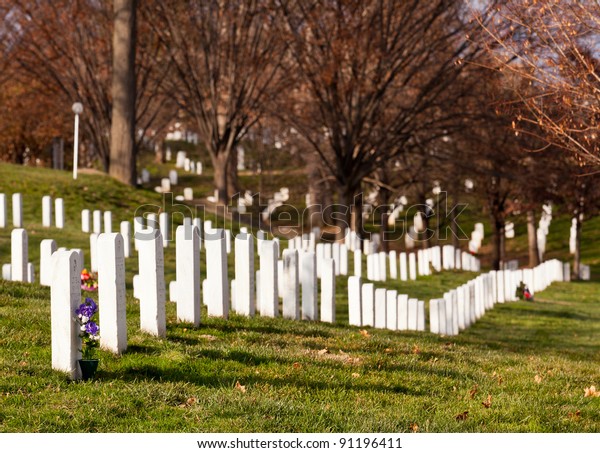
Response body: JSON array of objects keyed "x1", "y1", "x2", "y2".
[{"x1": 72, "y1": 102, "x2": 83, "y2": 180}]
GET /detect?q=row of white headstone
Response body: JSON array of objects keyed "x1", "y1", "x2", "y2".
[
  {"x1": 430, "y1": 259, "x2": 569, "y2": 336},
  {"x1": 347, "y1": 277, "x2": 426, "y2": 332},
  {"x1": 364, "y1": 245, "x2": 480, "y2": 283},
  {"x1": 174, "y1": 150, "x2": 202, "y2": 175},
  {"x1": 161, "y1": 226, "x2": 337, "y2": 326},
  {"x1": 51, "y1": 233, "x2": 127, "y2": 380},
  {"x1": 0, "y1": 193, "x2": 65, "y2": 229},
  {"x1": 1, "y1": 228, "x2": 85, "y2": 285}
]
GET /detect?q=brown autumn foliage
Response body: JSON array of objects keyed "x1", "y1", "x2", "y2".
[{"x1": 477, "y1": 0, "x2": 600, "y2": 169}]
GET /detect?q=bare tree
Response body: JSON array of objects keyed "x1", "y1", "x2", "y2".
[
  {"x1": 477, "y1": 1, "x2": 600, "y2": 169},
  {"x1": 273, "y1": 0, "x2": 495, "y2": 238},
  {"x1": 152, "y1": 0, "x2": 286, "y2": 204}
]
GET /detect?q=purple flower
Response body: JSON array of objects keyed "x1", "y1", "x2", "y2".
[{"x1": 85, "y1": 321, "x2": 99, "y2": 336}]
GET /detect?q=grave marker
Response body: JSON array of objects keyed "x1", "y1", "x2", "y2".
[
  {"x1": 55, "y1": 198, "x2": 65, "y2": 229},
  {"x1": 259, "y1": 240, "x2": 279, "y2": 318},
  {"x1": 282, "y1": 249, "x2": 299, "y2": 320},
  {"x1": 42, "y1": 196, "x2": 52, "y2": 227},
  {"x1": 137, "y1": 228, "x2": 166, "y2": 337},
  {"x1": 11, "y1": 228, "x2": 27, "y2": 282},
  {"x1": 235, "y1": 233, "x2": 255, "y2": 317},
  {"x1": 12, "y1": 193, "x2": 22, "y2": 227},
  {"x1": 348, "y1": 276, "x2": 362, "y2": 326},
  {"x1": 175, "y1": 225, "x2": 200, "y2": 326},
  {"x1": 301, "y1": 252, "x2": 318, "y2": 321},
  {"x1": 50, "y1": 250, "x2": 82, "y2": 380},
  {"x1": 98, "y1": 233, "x2": 127, "y2": 354},
  {"x1": 205, "y1": 229, "x2": 229, "y2": 318}
]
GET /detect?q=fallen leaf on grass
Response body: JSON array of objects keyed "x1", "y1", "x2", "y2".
[
  {"x1": 384, "y1": 348, "x2": 393, "y2": 353},
  {"x1": 234, "y1": 381, "x2": 246, "y2": 393},
  {"x1": 292, "y1": 362, "x2": 302, "y2": 370},
  {"x1": 455, "y1": 411, "x2": 469, "y2": 421},
  {"x1": 318, "y1": 348, "x2": 329, "y2": 355},
  {"x1": 359, "y1": 329, "x2": 370, "y2": 338},
  {"x1": 351, "y1": 373, "x2": 360, "y2": 378},
  {"x1": 412, "y1": 345, "x2": 421, "y2": 355},
  {"x1": 200, "y1": 334, "x2": 217, "y2": 341},
  {"x1": 534, "y1": 374, "x2": 543, "y2": 384},
  {"x1": 410, "y1": 423, "x2": 419, "y2": 433},
  {"x1": 469, "y1": 385, "x2": 478, "y2": 399},
  {"x1": 584, "y1": 386, "x2": 600, "y2": 398},
  {"x1": 19, "y1": 361, "x2": 27, "y2": 367},
  {"x1": 482, "y1": 394, "x2": 492, "y2": 409},
  {"x1": 568, "y1": 410, "x2": 581, "y2": 420}
]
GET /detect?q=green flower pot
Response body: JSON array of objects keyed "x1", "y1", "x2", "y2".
[{"x1": 78, "y1": 359, "x2": 99, "y2": 381}]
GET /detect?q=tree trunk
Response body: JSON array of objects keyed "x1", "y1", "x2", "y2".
[
  {"x1": 338, "y1": 185, "x2": 363, "y2": 242},
  {"x1": 227, "y1": 148, "x2": 240, "y2": 199},
  {"x1": 491, "y1": 218, "x2": 505, "y2": 271},
  {"x1": 574, "y1": 215, "x2": 582, "y2": 279},
  {"x1": 211, "y1": 152, "x2": 229, "y2": 205},
  {"x1": 526, "y1": 210, "x2": 540, "y2": 267},
  {"x1": 109, "y1": 0, "x2": 137, "y2": 185}
]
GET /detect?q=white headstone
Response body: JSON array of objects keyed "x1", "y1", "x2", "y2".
[
  {"x1": 55, "y1": 198, "x2": 65, "y2": 229},
  {"x1": 98, "y1": 233, "x2": 127, "y2": 354},
  {"x1": 408, "y1": 253, "x2": 417, "y2": 280},
  {"x1": 196, "y1": 162, "x2": 203, "y2": 175},
  {"x1": 417, "y1": 300, "x2": 425, "y2": 331},
  {"x1": 320, "y1": 258, "x2": 336, "y2": 323},
  {"x1": 360, "y1": 283, "x2": 374, "y2": 327},
  {"x1": 161, "y1": 178, "x2": 171, "y2": 192},
  {"x1": 259, "y1": 240, "x2": 279, "y2": 318},
  {"x1": 301, "y1": 252, "x2": 318, "y2": 321},
  {"x1": 176, "y1": 225, "x2": 201, "y2": 326},
  {"x1": 374, "y1": 288, "x2": 387, "y2": 329},
  {"x1": 11, "y1": 228, "x2": 28, "y2": 282},
  {"x1": 137, "y1": 228, "x2": 166, "y2": 337},
  {"x1": 386, "y1": 289, "x2": 398, "y2": 330},
  {"x1": 93, "y1": 210, "x2": 102, "y2": 234},
  {"x1": 159, "y1": 212, "x2": 169, "y2": 247},
  {"x1": 282, "y1": 249, "x2": 299, "y2": 320},
  {"x1": 40, "y1": 239, "x2": 57, "y2": 286},
  {"x1": 378, "y1": 252, "x2": 387, "y2": 281},
  {"x1": 234, "y1": 233, "x2": 255, "y2": 316},
  {"x1": 205, "y1": 228, "x2": 229, "y2": 318},
  {"x1": 12, "y1": 193, "x2": 22, "y2": 228},
  {"x1": 42, "y1": 195, "x2": 52, "y2": 227},
  {"x1": 175, "y1": 150, "x2": 186, "y2": 168},
  {"x1": 407, "y1": 298, "x2": 418, "y2": 330},
  {"x1": 397, "y1": 294, "x2": 409, "y2": 330},
  {"x1": 81, "y1": 209, "x2": 90, "y2": 233},
  {"x1": 169, "y1": 170, "x2": 178, "y2": 186},
  {"x1": 183, "y1": 187, "x2": 194, "y2": 201},
  {"x1": 339, "y1": 245, "x2": 348, "y2": 276},
  {"x1": 89, "y1": 233, "x2": 99, "y2": 272},
  {"x1": 141, "y1": 168, "x2": 150, "y2": 183},
  {"x1": 430, "y1": 299, "x2": 441, "y2": 334},
  {"x1": 0, "y1": 193, "x2": 6, "y2": 228},
  {"x1": 103, "y1": 211, "x2": 112, "y2": 234},
  {"x1": 348, "y1": 276, "x2": 362, "y2": 326},
  {"x1": 50, "y1": 250, "x2": 82, "y2": 380},
  {"x1": 389, "y1": 251, "x2": 397, "y2": 279},
  {"x1": 2, "y1": 263, "x2": 10, "y2": 280},
  {"x1": 399, "y1": 252, "x2": 408, "y2": 281},
  {"x1": 27, "y1": 262, "x2": 35, "y2": 283}
]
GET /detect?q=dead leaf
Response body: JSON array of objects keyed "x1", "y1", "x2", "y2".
[
  {"x1": 584, "y1": 386, "x2": 600, "y2": 397},
  {"x1": 19, "y1": 361, "x2": 27, "y2": 367},
  {"x1": 200, "y1": 334, "x2": 217, "y2": 341},
  {"x1": 318, "y1": 348, "x2": 329, "y2": 355},
  {"x1": 568, "y1": 410, "x2": 581, "y2": 420},
  {"x1": 469, "y1": 385, "x2": 478, "y2": 399},
  {"x1": 234, "y1": 381, "x2": 246, "y2": 393},
  {"x1": 534, "y1": 374, "x2": 543, "y2": 384},
  {"x1": 351, "y1": 372, "x2": 360, "y2": 378},
  {"x1": 410, "y1": 423, "x2": 419, "y2": 433},
  {"x1": 384, "y1": 348, "x2": 393, "y2": 353},
  {"x1": 412, "y1": 345, "x2": 421, "y2": 355},
  {"x1": 359, "y1": 329, "x2": 370, "y2": 338},
  {"x1": 455, "y1": 411, "x2": 469, "y2": 421},
  {"x1": 292, "y1": 362, "x2": 302, "y2": 370},
  {"x1": 482, "y1": 394, "x2": 492, "y2": 408},
  {"x1": 186, "y1": 397, "x2": 196, "y2": 406}
]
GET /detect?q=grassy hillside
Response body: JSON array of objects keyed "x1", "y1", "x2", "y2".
[{"x1": 0, "y1": 163, "x2": 599, "y2": 433}]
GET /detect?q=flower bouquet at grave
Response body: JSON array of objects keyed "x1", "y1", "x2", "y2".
[
  {"x1": 80, "y1": 268, "x2": 98, "y2": 292},
  {"x1": 75, "y1": 298, "x2": 100, "y2": 360}
]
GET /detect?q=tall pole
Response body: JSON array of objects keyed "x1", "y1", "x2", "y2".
[
  {"x1": 72, "y1": 102, "x2": 83, "y2": 180},
  {"x1": 73, "y1": 113, "x2": 79, "y2": 180}
]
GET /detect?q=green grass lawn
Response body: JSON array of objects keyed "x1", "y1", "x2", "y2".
[{"x1": 0, "y1": 163, "x2": 599, "y2": 433}]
